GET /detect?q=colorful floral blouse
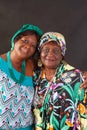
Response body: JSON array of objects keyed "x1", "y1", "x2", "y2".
[{"x1": 33, "y1": 61, "x2": 87, "y2": 130}]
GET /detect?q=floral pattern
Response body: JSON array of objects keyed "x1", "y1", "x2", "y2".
[{"x1": 33, "y1": 62, "x2": 87, "y2": 130}]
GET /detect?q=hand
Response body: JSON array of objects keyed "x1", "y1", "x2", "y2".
[{"x1": 80, "y1": 71, "x2": 87, "y2": 91}]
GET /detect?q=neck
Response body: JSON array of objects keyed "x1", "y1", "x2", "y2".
[
  {"x1": 10, "y1": 51, "x2": 24, "y2": 72},
  {"x1": 7, "y1": 51, "x2": 26, "y2": 83},
  {"x1": 44, "y1": 67, "x2": 57, "y2": 81}
]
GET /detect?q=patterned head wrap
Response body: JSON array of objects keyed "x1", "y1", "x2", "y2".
[
  {"x1": 11, "y1": 24, "x2": 43, "y2": 50},
  {"x1": 39, "y1": 32, "x2": 66, "y2": 56}
]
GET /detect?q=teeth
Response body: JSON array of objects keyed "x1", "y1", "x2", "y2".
[{"x1": 21, "y1": 48, "x2": 28, "y2": 53}]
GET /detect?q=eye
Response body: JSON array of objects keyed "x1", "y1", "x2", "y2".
[
  {"x1": 53, "y1": 48, "x2": 61, "y2": 55},
  {"x1": 42, "y1": 48, "x2": 49, "y2": 53},
  {"x1": 21, "y1": 39, "x2": 37, "y2": 49},
  {"x1": 31, "y1": 43, "x2": 37, "y2": 49},
  {"x1": 21, "y1": 39, "x2": 28, "y2": 44}
]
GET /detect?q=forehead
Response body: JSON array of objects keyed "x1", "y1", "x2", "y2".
[
  {"x1": 21, "y1": 35, "x2": 37, "y2": 40},
  {"x1": 42, "y1": 41, "x2": 61, "y2": 48},
  {"x1": 14, "y1": 32, "x2": 39, "y2": 43},
  {"x1": 20, "y1": 35, "x2": 38, "y2": 43}
]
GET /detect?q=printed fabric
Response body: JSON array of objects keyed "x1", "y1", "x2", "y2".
[
  {"x1": 0, "y1": 57, "x2": 34, "y2": 130},
  {"x1": 33, "y1": 61, "x2": 87, "y2": 130}
]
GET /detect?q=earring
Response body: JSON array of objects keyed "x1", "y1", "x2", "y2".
[{"x1": 38, "y1": 59, "x2": 42, "y2": 67}]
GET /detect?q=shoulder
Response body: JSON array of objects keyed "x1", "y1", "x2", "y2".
[
  {"x1": 0, "y1": 53, "x2": 7, "y2": 60},
  {"x1": 62, "y1": 60, "x2": 75, "y2": 71},
  {"x1": 60, "y1": 69, "x2": 83, "y2": 85}
]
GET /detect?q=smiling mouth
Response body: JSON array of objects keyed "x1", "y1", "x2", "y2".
[
  {"x1": 46, "y1": 59, "x2": 56, "y2": 62},
  {"x1": 21, "y1": 48, "x2": 29, "y2": 54}
]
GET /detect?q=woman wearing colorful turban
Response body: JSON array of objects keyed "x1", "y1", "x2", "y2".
[
  {"x1": 0, "y1": 24, "x2": 43, "y2": 130},
  {"x1": 33, "y1": 32, "x2": 87, "y2": 130}
]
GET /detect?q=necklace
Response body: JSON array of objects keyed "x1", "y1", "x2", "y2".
[{"x1": 7, "y1": 51, "x2": 26, "y2": 84}]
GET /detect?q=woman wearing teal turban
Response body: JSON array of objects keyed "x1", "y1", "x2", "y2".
[{"x1": 0, "y1": 24, "x2": 43, "y2": 130}]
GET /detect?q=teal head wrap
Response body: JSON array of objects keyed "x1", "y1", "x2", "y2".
[{"x1": 11, "y1": 24, "x2": 43, "y2": 50}]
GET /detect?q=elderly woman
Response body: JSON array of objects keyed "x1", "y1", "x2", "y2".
[
  {"x1": 0, "y1": 24, "x2": 43, "y2": 130},
  {"x1": 33, "y1": 32, "x2": 87, "y2": 130}
]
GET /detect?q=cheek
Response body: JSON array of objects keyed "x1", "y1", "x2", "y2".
[
  {"x1": 31, "y1": 47, "x2": 36, "y2": 52},
  {"x1": 13, "y1": 43, "x2": 20, "y2": 52},
  {"x1": 14, "y1": 42, "x2": 22, "y2": 50},
  {"x1": 55, "y1": 55, "x2": 63, "y2": 65},
  {"x1": 40, "y1": 52, "x2": 46, "y2": 61},
  {"x1": 57, "y1": 54, "x2": 63, "y2": 61},
  {"x1": 28, "y1": 48, "x2": 36, "y2": 56},
  {"x1": 41, "y1": 54, "x2": 63, "y2": 67},
  {"x1": 40, "y1": 52, "x2": 46, "y2": 57}
]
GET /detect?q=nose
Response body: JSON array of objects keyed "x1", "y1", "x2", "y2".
[
  {"x1": 47, "y1": 49, "x2": 54, "y2": 56},
  {"x1": 24, "y1": 43, "x2": 31, "y2": 48}
]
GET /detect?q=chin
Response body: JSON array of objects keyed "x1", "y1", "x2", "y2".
[{"x1": 45, "y1": 65, "x2": 57, "y2": 69}]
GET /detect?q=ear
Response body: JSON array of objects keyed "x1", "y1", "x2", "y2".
[{"x1": 11, "y1": 41, "x2": 14, "y2": 50}]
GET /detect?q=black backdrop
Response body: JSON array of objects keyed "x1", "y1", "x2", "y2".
[{"x1": 0, "y1": 0, "x2": 87, "y2": 70}]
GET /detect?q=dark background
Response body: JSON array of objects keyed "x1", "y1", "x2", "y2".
[{"x1": 0, "y1": 0, "x2": 87, "y2": 70}]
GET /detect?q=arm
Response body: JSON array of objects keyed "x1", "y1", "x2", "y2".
[{"x1": 80, "y1": 71, "x2": 87, "y2": 90}]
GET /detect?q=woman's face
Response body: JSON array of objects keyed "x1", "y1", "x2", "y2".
[
  {"x1": 14, "y1": 34, "x2": 38, "y2": 59},
  {"x1": 40, "y1": 41, "x2": 63, "y2": 69}
]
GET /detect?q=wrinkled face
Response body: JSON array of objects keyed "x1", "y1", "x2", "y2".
[
  {"x1": 40, "y1": 41, "x2": 63, "y2": 69},
  {"x1": 14, "y1": 34, "x2": 38, "y2": 59}
]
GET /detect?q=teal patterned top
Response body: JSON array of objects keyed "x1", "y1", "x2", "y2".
[
  {"x1": 33, "y1": 61, "x2": 87, "y2": 130},
  {"x1": 0, "y1": 57, "x2": 34, "y2": 130}
]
